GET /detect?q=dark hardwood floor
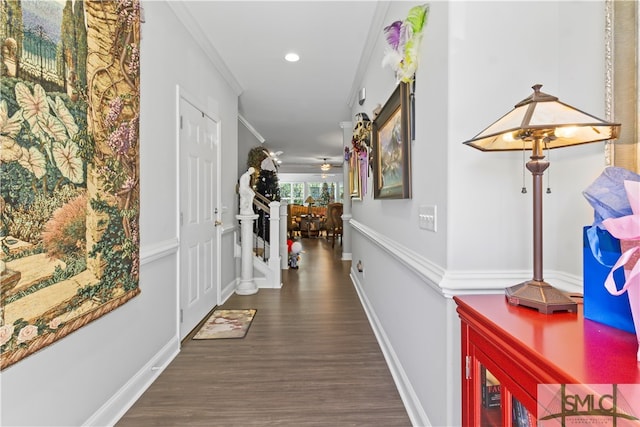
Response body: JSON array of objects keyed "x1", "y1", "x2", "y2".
[{"x1": 117, "y1": 237, "x2": 411, "y2": 426}]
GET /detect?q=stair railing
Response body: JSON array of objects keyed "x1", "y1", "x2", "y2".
[
  {"x1": 236, "y1": 186, "x2": 283, "y2": 289},
  {"x1": 253, "y1": 192, "x2": 271, "y2": 261}
]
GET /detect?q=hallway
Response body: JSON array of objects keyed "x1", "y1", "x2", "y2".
[{"x1": 117, "y1": 237, "x2": 411, "y2": 426}]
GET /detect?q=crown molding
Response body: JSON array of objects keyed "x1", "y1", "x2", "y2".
[
  {"x1": 167, "y1": 1, "x2": 243, "y2": 96},
  {"x1": 238, "y1": 114, "x2": 266, "y2": 143},
  {"x1": 347, "y1": 1, "x2": 392, "y2": 108}
]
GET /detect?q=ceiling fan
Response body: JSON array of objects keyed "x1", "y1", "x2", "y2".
[{"x1": 268, "y1": 150, "x2": 283, "y2": 165}]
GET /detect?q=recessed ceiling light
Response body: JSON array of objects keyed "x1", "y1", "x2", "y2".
[{"x1": 285, "y1": 52, "x2": 300, "y2": 62}]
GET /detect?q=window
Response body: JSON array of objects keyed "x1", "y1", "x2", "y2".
[
  {"x1": 279, "y1": 180, "x2": 343, "y2": 205},
  {"x1": 279, "y1": 182, "x2": 304, "y2": 205},
  {"x1": 307, "y1": 182, "x2": 324, "y2": 205}
]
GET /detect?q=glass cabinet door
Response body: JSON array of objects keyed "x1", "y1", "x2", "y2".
[
  {"x1": 479, "y1": 365, "x2": 502, "y2": 426},
  {"x1": 511, "y1": 395, "x2": 534, "y2": 427}
]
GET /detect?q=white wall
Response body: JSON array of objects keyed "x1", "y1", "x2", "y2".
[
  {"x1": 350, "y1": 3, "x2": 451, "y2": 425},
  {"x1": 448, "y1": 1, "x2": 605, "y2": 280},
  {"x1": 0, "y1": 2, "x2": 239, "y2": 426},
  {"x1": 350, "y1": 2, "x2": 606, "y2": 426}
]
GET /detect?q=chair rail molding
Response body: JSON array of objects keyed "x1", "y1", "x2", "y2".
[
  {"x1": 349, "y1": 219, "x2": 445, "y2": 294},
  {"x1": 439, "y1": 268, "x2": 582, "y2": 298},
  {"x1": 140, "y1": 238, "x2": 179, "y2": 266},
  {"x1": 349, "y1": 220, "x2": 583, "y2": 297}
]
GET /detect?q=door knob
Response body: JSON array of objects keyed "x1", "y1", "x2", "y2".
[{"x1": 214, "y1": 220, "x2": 222, "y2": 227}]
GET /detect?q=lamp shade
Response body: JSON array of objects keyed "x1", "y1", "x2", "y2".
[
  {"x1": 463, "y1": 84, "x2": 620, "y2": 151},
  {"x1": 305, "y1": 196, "x2": 315, "y2": 205}
]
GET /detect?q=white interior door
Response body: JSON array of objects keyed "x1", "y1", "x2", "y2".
[{"x1": 179, "y1": 97, "x2": 220, "y2": 339}]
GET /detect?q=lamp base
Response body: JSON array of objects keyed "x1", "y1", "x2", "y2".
[{"x1": 505, "y1": 280, "x2": 577, "y2": 314}]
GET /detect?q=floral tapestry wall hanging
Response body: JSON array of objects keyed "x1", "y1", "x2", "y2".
[
  {"x1": 382, "y1": 4, "x2": 429, "y2": 83},
  {"x1": 0, "y1": 0, "x2": 141, "y2": 370}
]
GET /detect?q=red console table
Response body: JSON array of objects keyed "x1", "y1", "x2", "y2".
[{"x1": 454, "y1": 294, "x2": 640, "y2": 426}]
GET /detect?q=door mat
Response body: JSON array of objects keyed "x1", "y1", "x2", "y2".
[{"x1": 193, "y1": 309, "x2": 257, "y2": 340}]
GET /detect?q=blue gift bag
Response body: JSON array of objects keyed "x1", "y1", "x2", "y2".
[{"x1": 583, "y1": 226, "x2": 636, "y2": 334}]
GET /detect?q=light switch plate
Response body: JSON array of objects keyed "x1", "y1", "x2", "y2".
[{"x1": 419, "y1": 205, "x2": 437, "y2": 232}]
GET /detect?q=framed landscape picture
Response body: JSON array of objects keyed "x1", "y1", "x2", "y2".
[{"x1": 372, "y1": 82, "x2": 412, "y2": 199}]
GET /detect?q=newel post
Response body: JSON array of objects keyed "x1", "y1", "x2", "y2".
[
  {"x1": 236, "y1": 167, "x2": 258, "y2": 295},
  {"x1": 236, "y1": 212, "x2": 259, "y2": 295}
]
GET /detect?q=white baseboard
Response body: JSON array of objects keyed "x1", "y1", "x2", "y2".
[
  {"x1": 221, "y1": 278, "x2": 237, "y2": 303},
  {"x1": 350, "y1": 271, "x2": 431, "y2": 427},
  {"x1": 84, "y1": 337, "x2": 180, "y2": 427}
]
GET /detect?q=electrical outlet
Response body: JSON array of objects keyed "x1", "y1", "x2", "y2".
[{"x1": 419, "y1": 205, "x2": 437, "y2": 232}]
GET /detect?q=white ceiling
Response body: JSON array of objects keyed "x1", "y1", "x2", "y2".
[{"x1": 175, "y1": 1, "x2": 385, "y2": 173}]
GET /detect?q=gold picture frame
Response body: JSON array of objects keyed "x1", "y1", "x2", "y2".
[
  {"x1": 372, "y1": 82, "x2": 412, "y2": 199},
  {"x1": 605, "y1": 0, "x2": 639, "y2": 173},
  {"x1": 349, "y1": 151, "x2": 362, "y2": 200}
]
